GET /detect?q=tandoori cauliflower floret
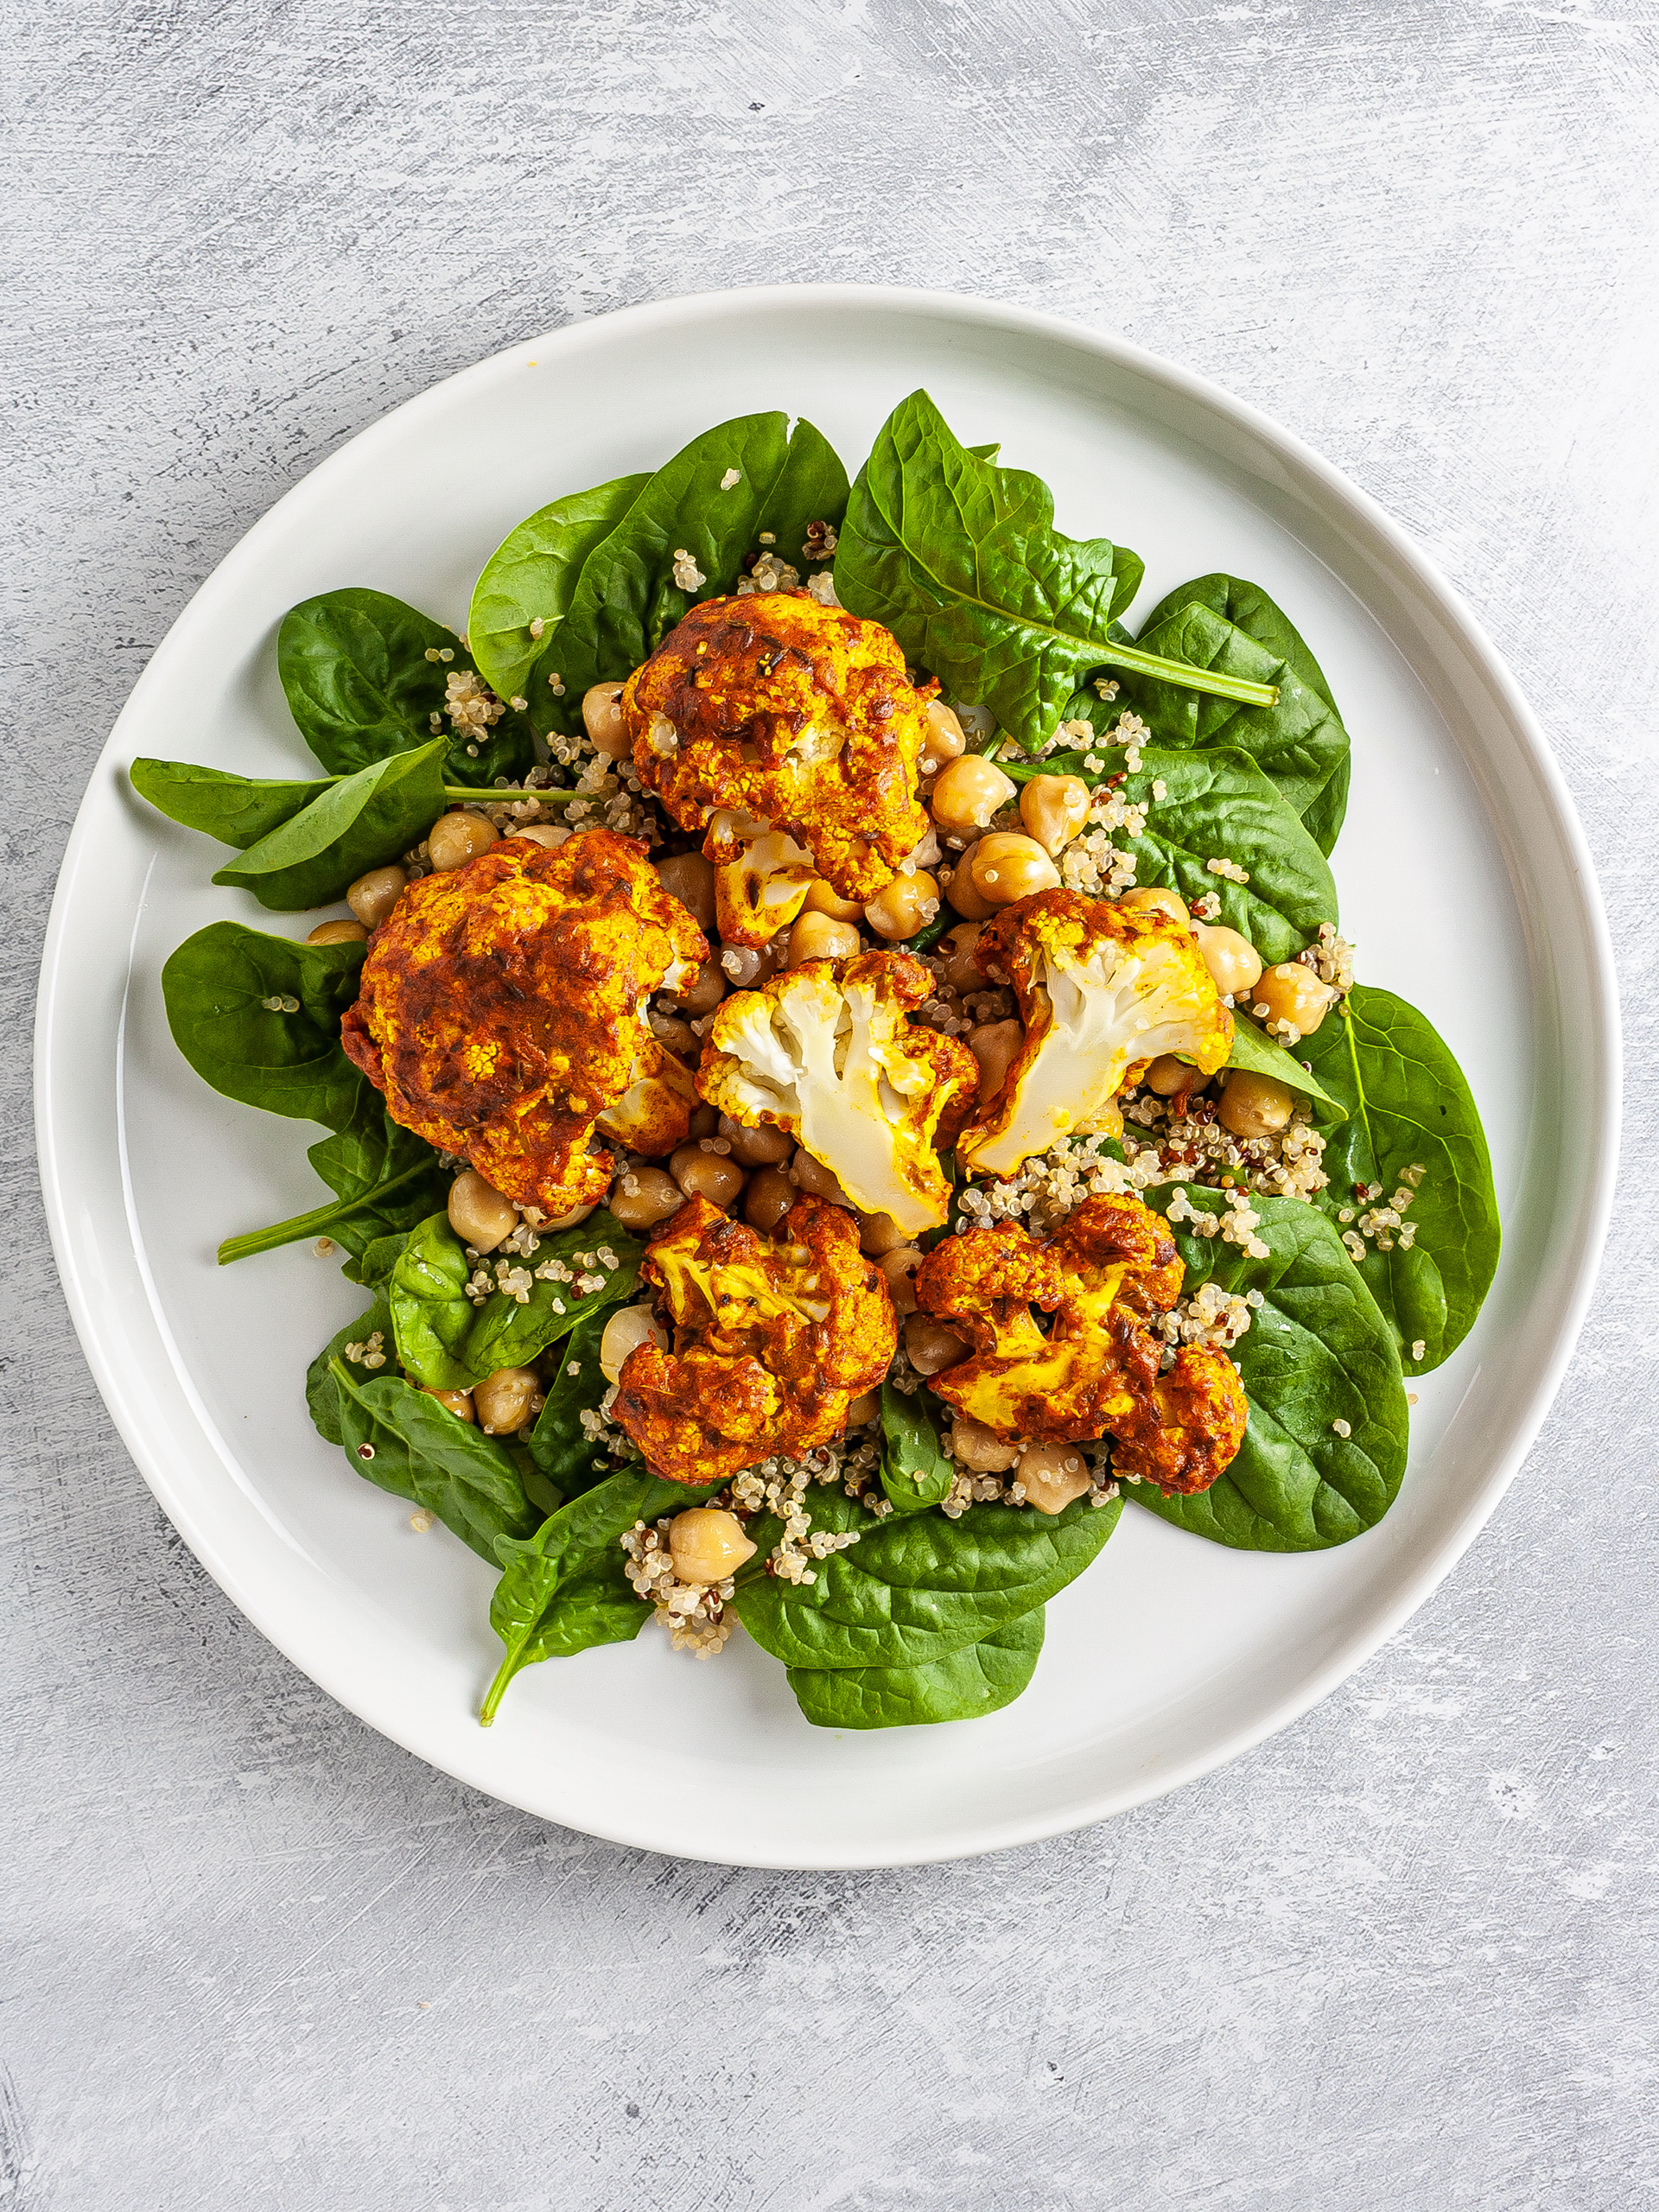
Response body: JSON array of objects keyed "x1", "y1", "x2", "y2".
[
  {"x1": 611, "y1": 1195, "x2": 897, "y2": 1484},
  {"x1": 340, "y1": 830, "x2": 705, "y2": 1216},
  {"x1": 915, "y1": 1194, "x2": 1249, "y2": 1494},
  {"x1": 620, "y1": 591, "x2": 931, "y2": 904},
  {"x1": 698, "y1": 950, "x2": 978, "y2": 1237},
  {"x1": 711, "y1": 824, "x2": 818, "y2": 950},
  {"x1": 959, "y1": 890, "x2": 1233, "y2": 1179}
]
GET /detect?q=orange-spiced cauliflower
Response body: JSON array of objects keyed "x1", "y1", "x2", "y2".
[
  {"x1": 620, "y1": 591, "x2": 931, "y2": 906},
  {"x1": 340, "y1": 829, "x2": 705, "y2": 1217},
  {"x1": 611, "y1": 1195, "x2": 897, "y2": 1486},
  {"x1": 914, "y1": 1194, "x2": 1249, "y2": 1495}
]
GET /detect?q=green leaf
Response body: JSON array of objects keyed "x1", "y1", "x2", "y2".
[
  {"x1": 210, "y1": 738, "x2": 449, "y2": 912},
  {"x1": 541, "y1": 414, "x2": 849, "y2": 737},
  {"x1": 1300, "y1": 985, "x2": 1500, "y2": 1374},
  {"x1": 1113, "y1": 588, "x2": 1348, "y2": 828},
  {"x1": 305, "y1": 1290, "x2": 395, "y2": 1446},
  {"x1": 481, "y1": 1466, "x2": 716, "y2": 1719},
  {"x1": 786, "y1": 1609, "x2": 1045, "y2": 1729},
  {"x1": 878, "y1": 1382, "x2": 956, "y2": 1514},
  {"x1": 331, "y1": 1362, "x2": 541, "y2": 1562},
  {"x1": 467, "y1": 473, "x2": 653, "y2": 717},
  {"x1": 130, "y1": 759, "x2": 333, "y2": 849},
  {"x1": 161, "y1": 920, "x2": 368, "y2": 1128},
  {"x1": 1005, "y1": 738, "x2": 1337, "y2": 965},
  {"x1": 390, "y1": 1211, "x2": 644, "y2": 1392},
  {"x1": 1300, "y1": 752, "x2": 1351, "y2": 859},
  {"x1": 277, "y1": 587, "x2": 533, "y2": 785},
  {"x1": 1226, "y1": 1012, "x2": 1347, "y2": 1119},
  {"x1": 524, "y1": 1308, "x2": 620, "y2": 1502},
  {"x1": 219, "y1": 1094, "x2": 449, "y2": 1264},
  {"x1": 734, "y1": 1484, "x2": 1122, "y2": 1672},
  {"x1": 1129, "y1": 1185, "x2": 1408, "y2": 1550}
]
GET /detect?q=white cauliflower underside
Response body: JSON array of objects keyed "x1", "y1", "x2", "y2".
[
  {"x1": 707, "y1": 967, "x2": 946, "y2": 1235},
  {"x1": 962, "y1": 935, "x2": 1218, "y2": 1178}
]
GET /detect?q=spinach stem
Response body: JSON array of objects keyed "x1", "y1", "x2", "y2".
[
  {"x1": 1096, "y1": 642, "x2": 1279, "y2": 707},
  {"x1": 217, "y1": 1158, "x2": 435, "y2": 1265}
]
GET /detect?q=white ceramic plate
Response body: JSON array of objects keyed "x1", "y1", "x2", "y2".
[{"x1": 36, "y1": 287, "x2": 1618, "y2": 1868}]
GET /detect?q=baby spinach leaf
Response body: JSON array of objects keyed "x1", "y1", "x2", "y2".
[
  {"x1": 306, "y1": 1290, "x2": 396, "y2": 1446},
  {"x1": 162, "y1": 921, "x2": 367, "y2": 1128},
  {"x1": 878, "y1": 1382, "x2": 956, "y2": 1514},
  {"x1": 331, "y1": 1362, "x2": 541, "y2": 1562},
  {"x1": 1003, "y1": 739, "x2": 1337, "y2": 963},
  {"x1": 219, "y1": 1094, "x2": 448, "y2": 1265},
  {"x1": 1111, "y1": 592, "x2": 1348, "y2": 830},
  {"x1": 1300, "y1": 986, "x2": 1499, "y2": 1374},
  {"x1": 344, "y1": 1230, "x2": 414, "y2": 1293},
  {"x1": 390, "y1": 1211, "x2": 644, "y2": 1391},
  {"x1": 544, "y1": 413, "x2": 849, "y2": 735},
  {"x1": 834, "y1": 391, "x2": 1276, "y2": 753},
  {"x1": 786, "y1": 1609, "x2": 1044, "y2": 1730},
  {"x1": 277, "y1": 587, "x2": 533, "y2": 785},
  {"x1": 524, "y1": 1309, "x2": 620, "y2": 1502},
  {"x1": 734, "y1": 1484, "x2": 1122, "y2": 1672},
  {"x1": 1147, "y1": 574, "x2": 1351, "y2": 854},
  {"x1": 481, "y1": 1465, "x2": 716, "y2": 1719},
  {"x1": 130, "y1": 759, "x2": 334, "y2": 849},
  {"x1": 1226, "y1": 1014, "x2": 1347, "y2": 1118},
  {"x1": 1129, "y1": 1185, "x2": 1408, "y2": 1551},
  {"x1": 211, "y1": 739, "x2": 449, "y2": 912},
  {"x1": 467, "y1": 473, "x2": 652, "y2": 715}
]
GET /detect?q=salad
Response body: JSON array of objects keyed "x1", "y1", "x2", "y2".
[{"x1": 135, "y1": 391, "x2": 1500, "y2": 1732}]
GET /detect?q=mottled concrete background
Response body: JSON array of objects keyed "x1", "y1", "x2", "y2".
[{"x1": 6, "y1": 2, "x2": 1657, "y2": 2206}]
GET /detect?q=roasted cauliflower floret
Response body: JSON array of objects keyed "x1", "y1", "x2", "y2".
[
  {"x1": 915, "y1": 1193, "x2": 1249, "y2": 1494},
  {"x1": 612, "y1": 1195, "x2": 897, "y2": 1484},
  {"x1": 620, "y1": 591, "x2": 931, "y2": 904},
  {"x1": 340, "y1": 830, "x2": 705, "y2": 1216},
  {"x1": 959, "y1": 891, "x2": 1233, "y2": 1179},
  {"x1": 698, "y1": 950, "x2": 978, "y2": 1238}
]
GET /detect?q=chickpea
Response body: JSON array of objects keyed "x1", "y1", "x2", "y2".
[
  {"x1": 688, "y1": 1102, "x2": 720, "y2": 1141},
  {"x1": 608, "y1": 1165, "x2": 685, "y2": 1230},
  {"x1": 1119, "y1": 883, "x2": 1191, "y2": 925},
  {"x1": 448, "y1": 1169, "x2": 518, "y2": 1254},
  {"x1": 905, "y1": 1314, "x2": 970, "y2": 1376},
  {"x1": 512, "y1": 823, "x2": 570, "y2": 851},
  {"x1": 863, "y1": 869, "x2": 940, "y2": 942},
  {"x1": 655, "y1": 850, "x2": 717, "y2": 931},
  {"x1": 668, "y1": 1507, "x2": 757, "y2": 1585},
  {"x1": 718, "y1": 938, "x2": 786, "y2": 989},
  {"x1": 428, "y1": 810, "x2": 499, "y2": 871},
  {"x1": 665, "y1": 959, "x2": 725, "y2": 1015},
  {"x1": 937, "y1": 922, "x2": 984, "y2": 993},
  {"x1": 969, "y1": 832, "x2": 1060, "y2": 906},
  {"x1": 1192, "y1": 921, "x2": 1263, "y2": 1000},
  {"x1": 968, "y1": 1018, "x2": 1024, "y2": 1104},
  {"x1": 845, "y1": 1390, "x2": 881, "y2": 1428},
  {"x1": 651, "y1": 1014, "x2": 698, "y2": 1058},
  {"x1": 670, "y1": 1142, "x2": 747, "y2": 1210},
  {"x1": 801, "y1": 877, "x2": 864, "y2": 924},
  {"x1": 930, "y1": 754, "x2": 1017, "y2": 836},
  {"x1": 346, "y1": 863, "x2": 407, "y2": 928},
  {"x1": 791, "y1": 1150, "x2": 853, "y2": 1209},
  {"x1": 949, "y1": 1414, "x2": 1020, "y2": 1472},
  {"x1": 582, "y1": 680, "x2": 632, "y2": 760},
  {"x1": 1144, "y1": 1053, "x2": 1196, "y2": 1097},
  {"x1": 744, "y1": 1165, "x2": 796, "y2": 1233},
  {"x1": 539, "y1": 1199, "x2": 595, "y2": 1230},
  {"x1": 856, "y1": 1209, "x2": 910, "y2": 1256},
  {"x1": 719, "y1": 1114, "x2": 792, "y2": 1167},
  {"x1": 1252, "y1": 960, "x2": 1338, "y2": 1039},
  {"x1": 599, "y1": 1302, "x2": 668, "y2": 1385},
  {"x1": 879, "y1": 1246, "x2": 924, "y2": 1315},
  {"x1": 1018, "y1": 1440, "x2": 1091, "y2": 1514},
  {"x1": 1217, "y1": 1069, "x2": 1296, "y2": 1138},
  {"x1": 1019, "y1": 774, "x2": 1090, "y2": 857},
  {"x1": 419, "y1": 1385, "x2": 475, "y2": 1422},
  {"x1": 474, "y1": 1366, "x2": 541, "y2": 1436},
  {"x1": 787, "y1": 910, "x2": 861, "y2": 966},
  {"x1": 307, "y1": 918, "x2": 369, "y2": 946},
  {"x1": 943, "y1": 863, "x2": 997, "y2": 922},
  {"x1": 919, "y1": 698, "x2": 968, "y2": 776}
]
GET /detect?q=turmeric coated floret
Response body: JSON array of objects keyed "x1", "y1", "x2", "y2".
[
  {"x1": 620, "y1": 591, "x2": 932, "y2": 904},
  {"x1": 959, "y1": 890, "x2": 1233, "y2": 1179},
  {"x1": 915, "y1": 1193, "x2": 1249, "y2": 1494},
  {"x1": 340, "y1": 829, "x2": 705, "y2": 1217},
  {"x1": 611, "y1": 1194, "x2": 897, "y2": 1485},
  {"x1": 697, "y1": 950, "x2": 978, "y2": 1237}
]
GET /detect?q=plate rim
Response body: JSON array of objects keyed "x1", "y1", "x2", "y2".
[{"x1": 35, "y1": 283, "x2": 1623, "y2": 1866}]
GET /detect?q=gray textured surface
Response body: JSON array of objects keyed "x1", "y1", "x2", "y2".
[{"x1": 5, "y1": 2, "x2": 1657, "y2": 2206}]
